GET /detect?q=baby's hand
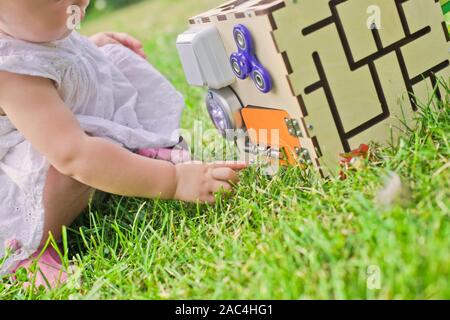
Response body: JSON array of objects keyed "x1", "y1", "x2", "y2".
[
  {"x1": 174, "y1": 162, "x2": 247, "y2": 204},
  {"x1": 89, "y1": 32, "x2": 147, "y2": 59}
]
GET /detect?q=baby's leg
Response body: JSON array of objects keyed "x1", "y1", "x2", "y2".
[
  {"x1": 40, "y1": 165, "x2": 95, "y2": 247},
  {"x1": 12, "y1": 166, "x2": 94, "y2": 288}
]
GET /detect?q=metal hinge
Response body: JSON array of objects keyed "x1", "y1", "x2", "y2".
[
  {"x1": 294, "y1": 147, "x2": 312, "y2": 165},
  {"x1": 284, "y1": 118, "x2": 303, "y2": 138}
]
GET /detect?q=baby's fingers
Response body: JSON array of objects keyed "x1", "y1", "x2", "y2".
[
  {"x1": 89, "y1": 33, "x2": 120, "y2": 47},
  {"x1": 109, "y1": 32, "x2": 142, "y2": 48},
  {"x1": 211, "y1": 181, "x2": 233, "y2": 194},
  {"x1": 211, "y1": 167, "x2": 239, "y2": 184},
  {"x1": 108, "y1": 32, "x2": 147, "y2": 59},
  {"x1": 195, "y1": 194, "x2": 216, "y2": 205},
  {"x1": 211, "y1": 161, "x2": 248, "y2": 171}
]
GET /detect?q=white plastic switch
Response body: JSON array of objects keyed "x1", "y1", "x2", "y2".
[{"x1": 176, "y1": 26, "x2": 235, "y2": 89}]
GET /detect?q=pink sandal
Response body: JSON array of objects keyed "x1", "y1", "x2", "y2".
[{"x1": 12, "y1": 245, "x2": 68, "y2": 289}]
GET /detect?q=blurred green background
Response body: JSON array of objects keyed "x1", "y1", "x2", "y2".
[
  {"x1": 87, "y1": 0, "x2": 145, "y2": 18},
  {"x1": 83, "y1": 0, "x2": 222, "y2": 42}
]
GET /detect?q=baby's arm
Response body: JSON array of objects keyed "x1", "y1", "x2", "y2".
[{"x1": 0, "y1": 72, "x2": 245, "y2": 203}]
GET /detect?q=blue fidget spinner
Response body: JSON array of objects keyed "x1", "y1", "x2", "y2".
[{"x1": 230, "y1": 24, "x2": 273, "y2": 93}]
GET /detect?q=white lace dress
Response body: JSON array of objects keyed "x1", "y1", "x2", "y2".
[{"x1": 0, "y1": 31, "x2": 185, "y2": 275}]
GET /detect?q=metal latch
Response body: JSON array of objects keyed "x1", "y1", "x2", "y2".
[{"x1": 245, "y1": 143, "x2": 282, "y2": 159}]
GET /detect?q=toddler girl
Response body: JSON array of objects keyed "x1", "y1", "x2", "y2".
[{"x1": 0, "y1": 0, "x2": 245, "y2": 288}]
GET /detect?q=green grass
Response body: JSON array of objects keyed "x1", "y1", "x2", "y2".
[{"x1": 1, "y1": 0, "x2": 449, "y2": 300}]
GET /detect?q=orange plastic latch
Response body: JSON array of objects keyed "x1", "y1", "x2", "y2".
[{"x1": 241, "y1": 107, "x2": 301, "y2": 165}]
